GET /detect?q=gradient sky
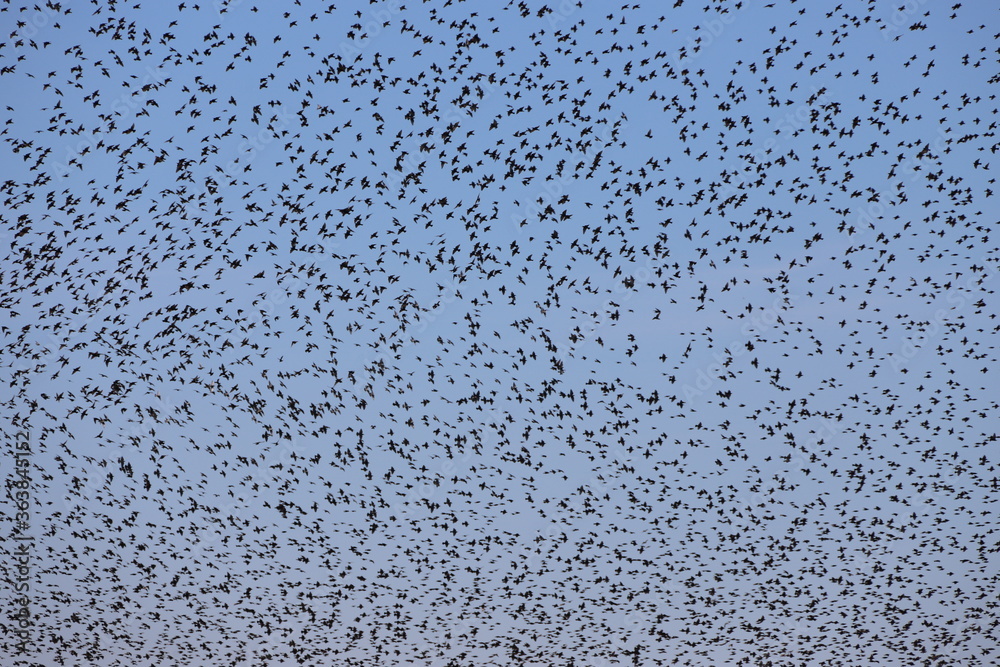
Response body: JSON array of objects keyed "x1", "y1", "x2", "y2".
[{"x1": 2, "y1": 1, "x2": 999, "y2": 665}]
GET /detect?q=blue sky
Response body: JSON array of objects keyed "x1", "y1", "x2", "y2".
[{"x1": 2, "y1": 1, "x2": 999, "y2": 665}]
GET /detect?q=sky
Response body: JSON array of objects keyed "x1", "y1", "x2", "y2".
[{"x1": 1, "y1": 0, "x2": 999, "y2": 665}]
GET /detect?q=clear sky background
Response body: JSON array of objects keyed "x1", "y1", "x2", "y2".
[{"x1": 2, "y1": 1, "x2": 999, "y2": 665}]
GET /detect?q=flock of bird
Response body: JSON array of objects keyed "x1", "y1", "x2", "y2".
[{"x1": 2, "y1": 0, "x2": 999, "y2": 665}]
